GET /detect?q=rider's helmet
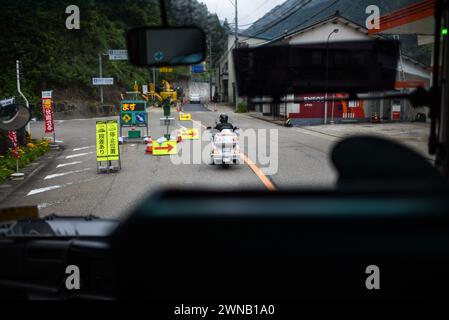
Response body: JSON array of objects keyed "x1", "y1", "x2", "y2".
[{"x1": 219, "y1": 113, "x2": 228, "y2": 124}]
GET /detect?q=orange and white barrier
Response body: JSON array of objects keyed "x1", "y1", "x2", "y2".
[{"x1": 145, "y1": 136, "x2": 153, "y2": 154}]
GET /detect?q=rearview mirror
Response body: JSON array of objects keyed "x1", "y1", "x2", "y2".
[
  {"x1": 0, "y1": 98, "x2": 31, "y2": 131},
  {"x1": 127, "y1": 27, "x2": 206, "y2": 67}
]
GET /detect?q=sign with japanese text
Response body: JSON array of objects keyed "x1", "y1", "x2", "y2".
[
  {"x1": 42, "y1": 91, "x2": 54, "y2": 133},
  {"x1": 8, "y1": 131, "x2": 19, "y2": 159},
  {"x1": 121, "y1": 101, "x2": 146, "y2": 112},
  {"x1": 106, "y1": 121, "x2": 119, "y2": 161},
  {"x1": 96, "y1": 121, "x2": 108, "y2": 162},
  {"x1": 96, "y1": 121, "x2": 120, "y2": 162}
]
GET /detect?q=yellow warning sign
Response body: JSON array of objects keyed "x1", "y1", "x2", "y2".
[
  {"x1": 152, "y1": 140, "x2": 177, "y2": 155},
  {"x1": 159, "y1": 67, "x2": 173, "y2": 73},
  {"x1": 106, "y1": 121, "x2": 119, "y2": 161},
  {"x1": 96, "y1": 121, "x2": 120, "y2": 162},
  {"x1": 122, "y1": 113, "x2": 132, "y2": 123},
  {"x1": 96, "y1": 121, "x2": 108, "y2": 161},
  {"x1": 180, "y1": 128, "x2": 199, "y2": 140},
  {"x1": 179, "y1": 113, "x2": 192, "y2": 121}
]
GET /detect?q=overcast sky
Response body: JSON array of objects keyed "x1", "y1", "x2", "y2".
[{"x1": 199, "y1": 0, "x2": 286, "y2": 28}]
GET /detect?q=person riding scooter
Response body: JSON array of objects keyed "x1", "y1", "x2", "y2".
[{"x1": 214, "y1": 113, "x2": 235, "y2": 131}]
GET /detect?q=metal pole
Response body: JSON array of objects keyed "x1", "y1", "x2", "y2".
[
  {"x1": 324, "y1": 29, "x2": 338, "y2": 125},
  {"x1": 16, "y1": 60, "x2": 31, "y2": 136},
  {"x1": 209, "y1": 34, "x2": 213, "y2": 101},
  {"x1": 234, "y1": 0, "x2": 239, "y2": 110},
  {"x1": 99, "y1": 53, "x2": 103, "y2": 104},
  {"x1": 331, "y1": 93, "x2": 335, "y2": 124}
]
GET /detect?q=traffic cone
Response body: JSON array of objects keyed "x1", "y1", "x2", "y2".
[
  {"x1": 145, "y1": 137, "x2": 153, "y2": 154},
  {"x1": 177, "y1": 129, "x2": 183, "y2": 143}
]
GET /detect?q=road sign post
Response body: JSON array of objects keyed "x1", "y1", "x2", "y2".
[
  {"x1": 119, "y1": 100, "x2": 148, "y2": 141},
  {"x1": 41, "y1": 90, "x2": 58, "y2": 148},
  {"x1": 96, "y1": 120, "x2": 121, "y2": 173}
]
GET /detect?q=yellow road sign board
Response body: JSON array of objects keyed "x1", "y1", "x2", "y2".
[
  {"x1": 180, "y1": 128, "x2": 199, "y2": 140},
  {"x1": 159, "y1": 67, "x2": 173, "y2": 73},
  {"x1": 96, "y1": 121, "x2": 108, "y2": 161},
  {"x1": 179, "y1": 113, "x2": 192, "y2": 121},
  {"x1": 122, "y1": 113, "x2": 131, "y2": 123},
  {"x1": 152, "y1": 140, "x2": 177, "y2": 155},
  {"x1": 106, "y1": 121, "x2": 119, "y2": 161},
  {"x1": 96, "y1": 121, "x2": 120, "y2": 162}
]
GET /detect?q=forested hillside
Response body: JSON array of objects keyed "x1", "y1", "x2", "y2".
[{"x1": 0, "y1": 0, "x2": 228, "y2": 106}]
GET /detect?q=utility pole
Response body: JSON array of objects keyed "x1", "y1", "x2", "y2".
[
  {"x1": 16, "y1": 60, "x2": 31, "y2": 136},
  {"x1": 98, "y1": 53, "x2": 104, "y2": 104},
  {"x1": 234, "y1": 0, "x2": 239, "y2": 110},
  {"x1": 209, "y1": 34, "x2": 213, "y2": 101}
]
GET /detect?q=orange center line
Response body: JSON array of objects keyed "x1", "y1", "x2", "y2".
[{"x1": 192, "y1": 119, "x2": 277, "y2": 191}]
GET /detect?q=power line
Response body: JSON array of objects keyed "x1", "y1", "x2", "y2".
[
  {"x1": 247, "y1": 0, "x2": 313, "y2": 38},
  {"x1": 240, "y1": 0, "x2": 272, "y2": 21},
  {"x1": 238, "y1": 0, "x2": 340, "y2": 48},
  {"x1": 286, "y1": 0, "x2": 340, "y2": 35}
]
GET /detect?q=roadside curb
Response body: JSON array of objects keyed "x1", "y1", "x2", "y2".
[
  {"x1": 246, "y1": 114, "x2": 286, "y2": 127},
  {"x1": 0, "y1": 147, "x2": 65, "y2": 204},
  {"x1": 296, "y1": 127, "x2": 343, "y2": 139}
]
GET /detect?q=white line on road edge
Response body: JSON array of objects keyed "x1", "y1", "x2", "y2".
[
  {"x1": 27, "y1": 177, "x2": 99, "y2": 196},
  {"x1": 44, "y1": 168, "x2": 92, "y2": 180},
  {"x1": 66, "y1": 152, "x2": 94, "y2": 159},
  {"x1": 56, "y1": 161, "x2": 83, "y2": 168},
  {"x1": 27, "y1": 185, "x2": 62, "y2": 196},
  {"x1": 73, "y1": 145, "x2": 95, "y2": 151}
]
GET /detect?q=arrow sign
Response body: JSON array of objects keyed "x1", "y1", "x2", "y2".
[
  {"x1": 181, "y1": 128, "x2": 199, "y2": 140},
  {"x1": 154, "y1": 144, "x2": 173, "y2": 152},
  {"x1": 152, "y1": 140, "x2": 177, "y2": 155}
]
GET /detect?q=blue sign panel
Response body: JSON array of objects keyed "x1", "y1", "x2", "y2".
[{"x1": 191, "y1": 64, "x2": 205, "y2": 73}]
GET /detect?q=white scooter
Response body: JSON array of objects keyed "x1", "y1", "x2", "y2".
[{"x1": 206, "y1": 125, "x2": 241, "y2": 168}]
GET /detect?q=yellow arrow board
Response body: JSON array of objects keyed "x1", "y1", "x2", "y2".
[
  {"x1": 106, "y1": 121, "x2": 119, "y2": 161},
  {"x1": 152, "y1": 140, "x2": 177, "y2": 155},
  {"x1": 96, "y1": 121, "x2": 108, "y2": 161},
  {"x1": 179, "y1": 113, "x2": 192, "y2": 121},
  {"x1": 181, "y1": 128, "x2": 199, "y2": 140}
]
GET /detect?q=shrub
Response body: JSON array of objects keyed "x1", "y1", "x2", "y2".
[
  {"x1": 236, "y1": 101, "x2": 247, "y2": 113},
  {"x1": 0, "y1": 139, "x2": 50, "y2": 183}
]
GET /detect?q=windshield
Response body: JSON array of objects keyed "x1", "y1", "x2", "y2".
[{"x1": 0, "y1": 0, "x2": 435, "y2": 219}]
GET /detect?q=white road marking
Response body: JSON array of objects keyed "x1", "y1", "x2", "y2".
[
  {"x1": 27, "y1": 185, "x2": 62, "y2": 196},
  {"x1": 44, "y1": 168, "x2": 92, "y2": 180},
  {"x1": 73, "y1": 145, "x2": 94, "y2": 151},
  {"x1": 56, "y1": 161, "x2": 82, "y2": 168},
  {"x1": 27, "y1": 177, "x2": 99, "y2": 196},
  {"x1": 66, "y1": 152, "x2": 94, "y2": 159},
  {"x1": 130, "y1": 144, "x2": 136, "y2": 147}
]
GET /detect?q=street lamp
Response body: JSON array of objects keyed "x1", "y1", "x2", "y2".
[{"x1": 324, "y1": 28, "x2": 339, "y2": 125}]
